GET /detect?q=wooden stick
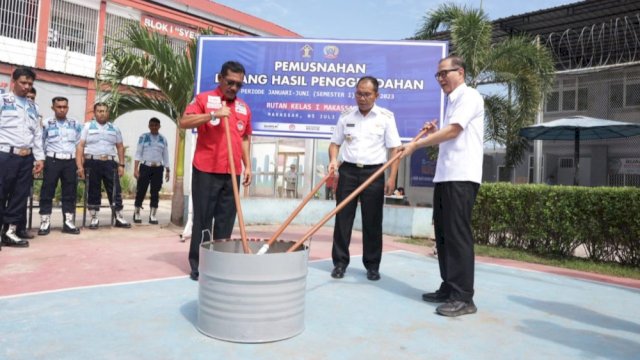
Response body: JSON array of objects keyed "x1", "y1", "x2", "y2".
[
  {"x1": 286, "y1": 129, "x2": 428, "y2": 253},
  {"x1": 257, "y1": 170, "x2": 334, "y2": 254},
  {"x1": 223, "y1": 116, "x2": 251, "y2": 254}
]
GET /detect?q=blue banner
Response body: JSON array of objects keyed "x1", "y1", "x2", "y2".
[
  {"x1": 410, "y1": 149, "x2": 436, "y2": 187},
  {"x1": 194, "y1": 37, "x2": 447, "y2": 141}
]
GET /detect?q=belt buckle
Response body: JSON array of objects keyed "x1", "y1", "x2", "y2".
[
  {"x1": 100, "y1": 155, "x2": 109, "y2": 160},
  {"x1": 356, "y1": 163, "x2": 364, "y2": 168},
  {"x1": 152, "y1": 162, "x2": 159, "y2": 167},
  {"x1": 18, "y1": 148, "x2": 29, "y2": 156}
]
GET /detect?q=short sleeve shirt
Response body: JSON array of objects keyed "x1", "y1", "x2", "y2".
[
  {"x1": 43, "y1": 117, "x2": 83, "y2": 155},
  {"x1": 135, "y1": 132, "x2": 170, "y2": 168},
  {"x1": 0, "y1": 92, "x2": 45, "y2": 160},
  {"x1": 433, "y1": 84, "x2": 485, "y2": 184},
  {"x1": 184, "y1": 88, "x2": 252, "y2": 174},
  {"x1": 330, "y1": 104, "x2": 401, "y2": 165},
  {"x1": 80, "y1": 120, "x2": 123, "y2": 157}
]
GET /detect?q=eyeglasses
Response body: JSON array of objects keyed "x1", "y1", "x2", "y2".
[
  {"x1": 223, "y1": 79, "x2": 244, "y2": 89},
  {"x1": 355, "y1": 92, "x2": 374, "y2": 99},
  {"x1": 434, "y1": 68, "x2": 460, "y2": 79}
]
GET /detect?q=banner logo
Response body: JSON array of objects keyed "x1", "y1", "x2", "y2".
[{"x1": 323, "y1": 45, "x2": 339, "y2": 59}]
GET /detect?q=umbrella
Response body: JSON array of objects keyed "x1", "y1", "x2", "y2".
[{"x1": 519, "y1": 116, "x2": 640, "y2": 185}]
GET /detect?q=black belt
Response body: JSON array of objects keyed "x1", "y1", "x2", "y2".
[{"x1": 342, "y1": 162, "x2": 383, "y2": 169}]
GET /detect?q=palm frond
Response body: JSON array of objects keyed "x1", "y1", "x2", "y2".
[
  {"x1": 415, "y1": 5, "x2": 556, "y2": 167},
  {"x1": 97, "y1": 24, "x2": 215, "y2": 123}
]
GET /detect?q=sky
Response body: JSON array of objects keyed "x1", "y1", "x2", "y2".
[{"x1": 212, "y1": 0, "x2": 581, "y2": 40}]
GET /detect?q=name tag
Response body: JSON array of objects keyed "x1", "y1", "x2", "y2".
[
  {"x1": 207, "y1": 96, "x2": 222, "y2": 110},
  {"x1": 346, "y1": 123, "x2": 355, "y2": 127},
  {"x1": 235, "y1": 102, "x2": 247, "y2": 115}
]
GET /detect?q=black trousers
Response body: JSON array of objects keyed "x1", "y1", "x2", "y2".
[
  {"x1": 433, "y1": 181, "x2": 480, "y2": 302},
  {"x1": 84, "y1": 159, "x2": 124, "y2": 211},
  {"x1": 134, "y1": 164, "x2": 163, "y2": 208},
  {"x1": 39, "y1": 157, "x2": 78, "y2": 214},
  {"x1": 332, "y1": 162, "x2": 384, "y2": 271},
  {"x1": 188, "y1": 167, "x2": 238, "y2": 275},
  {"x1": 0, "y1": 152, "x2": 34, "y2": 225}
]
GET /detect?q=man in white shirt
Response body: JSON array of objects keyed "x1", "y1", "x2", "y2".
[
  {"x1": 400, "y1": 55, "x2": 484, "y2": 317},
  {"x1": 328, "y1": 76, "x2": 402, "y2": 281}
]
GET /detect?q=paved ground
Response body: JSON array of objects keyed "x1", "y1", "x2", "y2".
[{"x1": 1, "y1": 199, "x2": 639, "y2": 359}]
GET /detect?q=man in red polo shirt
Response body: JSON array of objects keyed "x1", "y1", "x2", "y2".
[{"x1": 179, "y1": 61, "x2": 252, "y2": 281}]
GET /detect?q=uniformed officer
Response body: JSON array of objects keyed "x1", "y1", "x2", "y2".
[
  {"x1": 133, "y1": 117, "x2": 170, "y2": 224},
  {"x1": 12, "y1": 86, "x2": 39, "y2": 240},
  {"x1": 37, "y1": 96, "x2": 83, "y2": 235},
  {"x1": 75, "y1": 102, "x2": 131, "y2": 229},
  {"x1": 328, "y1": 75, "x2": 401, "y2": 281},
  {"x1": 0, "y1": 67, "x2": 44, "y2": 248}
]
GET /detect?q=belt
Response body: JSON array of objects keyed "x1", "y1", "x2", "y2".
[
  {"x1": 0, "y1": 145, "x2": 32, "y2": 157},
  {"x1": 143, "y1": 161, "x2": 162, "y2": 167},
  {"x1": 85, "y1": 154, "x2": 115, "y2": 161},
  {"x1": 342, "y1": 161, "x2": 383, "y2": 169},
  {"x1": 46, "y1": 151, "x2": 74, "y2": 160}
]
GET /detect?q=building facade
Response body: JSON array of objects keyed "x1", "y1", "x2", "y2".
[
  {"x1": 0, "y1": 0, "x2": 299, "y2": 194},
  {"x1": 487, "y1": 0, "x2": 640, "y2": 188}
]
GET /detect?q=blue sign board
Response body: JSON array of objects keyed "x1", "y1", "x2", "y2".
[
  {"x1": 194, "y1": 37, "x2": 447, "y2": 141},
  {"x1": 410, "y1": 149, "x2": 436, "y2": 187}
]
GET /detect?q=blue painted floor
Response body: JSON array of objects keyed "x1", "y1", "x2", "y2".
[{"x1": 1, "y1": 251, "x2": 638, "y2": 360}]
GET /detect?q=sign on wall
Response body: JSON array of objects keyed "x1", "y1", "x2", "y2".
[
  {"x1": 410, "y1": 149, "x2": 436, "y2": 187},
  {"x1": 194, "y1": 37, "x2": 447, "y2": 141},
  {"x1": 141, "y1": 15, "x2": 199, "y2": 41},
  {"x1": 611, "y1": 158, "x2": 640, "y2": 175}
]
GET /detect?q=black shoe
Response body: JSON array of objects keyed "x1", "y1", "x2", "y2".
[
  {"x1": 190, "y1": 272, "x2": 199, "y2": 281},
  {"x1": 37, "y1": 227, "x2": 49, "y2": 236},
  {"x1": 62, "y1": 224, "x2": 81, "y2": 235},
  {"x1": 422, "y1": 290, "x2": 450, "y2": 303},
  {"x1": 436, "y1": 300, "x2": 477, "y2": 317},
  {"x1": 1, "y1": 234, "x2": 29, "y2": 248},
  {"x1": 18, "y1": 230, "x2": 35, "y2": 239},
  {"x1": 331, "y1": 266, "x2": 345, "y2": 279},
  {"x1": 114, "y1": 219, "x2": 131, "y2": 228},
  {"x1": 366, "y1": 269, "x2": 381, "y2": 281}
]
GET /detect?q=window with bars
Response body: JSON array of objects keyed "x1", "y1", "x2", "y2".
[
  {"x1": 610, "y1": 71, "x2": 640, "y2": 108},
  {"x1": 545, "y1": 78, "x2": 589, "y2": 112},
  {"x1": 104, "y1": 14, "x2": 187, "y2": 56},
  {"x1": 103, "y1": 13, "x2": 140, "y2": 56},
  {"x1": 560, "y1": 158, "x2": 574, "y2": 168},
  {"x1": 49, "y1": 0, "x2": 98, "y2": 56},
  {"x1": 0, "y1": 0, "x2": 39, "y2": 42},
  {"x1": 167, "y1": 36, "x2": 187, "y2": 55}
]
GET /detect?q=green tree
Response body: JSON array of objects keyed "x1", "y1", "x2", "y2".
[
  {"x1": 98, "y1": 23, "x2": 210, "y2": 225},
  {"x1": 414, "y1": 4, "x2": 555, "y2": 169}
]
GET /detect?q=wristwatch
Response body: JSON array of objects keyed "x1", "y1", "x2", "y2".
[
  {"x1": 209, "y1": 111, "x2": 220, "y2": 126},
  {"x1": 119, "y1": 163, "x2": 125, "y2": 168}
]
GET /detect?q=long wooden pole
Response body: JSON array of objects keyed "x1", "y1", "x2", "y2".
[
  {"x1": 286, "y1": 129, "x2": 428, "y2": 253},
  {"x1": 256, "y1": 170, "x2": 334, "y2": 254},
  {"x1": 223, "y1": 116, "x2": 251, "y2": 254}
]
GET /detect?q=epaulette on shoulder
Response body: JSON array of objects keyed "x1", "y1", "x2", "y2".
[
  {"x1": 378, "y1": 107, "x2": 394, "y2": 117},
  {"x1": 341, "y1": 106, "x2": 357, "y2": 116}
]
